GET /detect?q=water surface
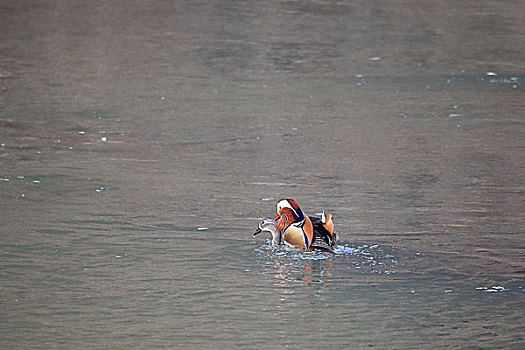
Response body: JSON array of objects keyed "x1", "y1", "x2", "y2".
[{"x1": 1, "y1": 0, "x2": 524, "y2": 348}]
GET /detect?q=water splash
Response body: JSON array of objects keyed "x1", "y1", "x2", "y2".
[
  {"x1": 254, "y1": 241, "x2": 400, "y2": 272},
  {"x1": 484, "y1": 73, "x2": 520, "y2": 88},
  {"x1": 477, "y1": 285, "x2": 508, "y2": 293},
  {"x1": 333, "y1": 245, "x2": 355, "y2": 255}
]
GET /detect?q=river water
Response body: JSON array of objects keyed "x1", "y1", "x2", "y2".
[{"x1": 1, "y1": 0, "x2": 524, "y2": 348}]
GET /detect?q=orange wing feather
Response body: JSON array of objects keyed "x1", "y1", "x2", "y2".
[
  {"x1": 303, "y1": 216, "x2": 314, "y2": 249},
  {"x1": 322, "y1": 214, "x2": 334, "y2": 237}
]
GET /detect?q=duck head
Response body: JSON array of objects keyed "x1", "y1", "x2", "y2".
[
  {"x1": 252, "y1": 218, "x2": 281, "y2": 246},
  {"x1": 274, "y1": 199, "x2": 305, "y2": 231}
]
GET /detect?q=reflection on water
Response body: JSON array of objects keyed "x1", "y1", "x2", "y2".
[
  {"x1": 254, "y1": 242, "x2": 401, "y2": 284},
  {"x1": 253, "y1": 242, "x2": 403, "y2": 304},
  {"x1": 1, "y1": 0, "x2": 524, "y2": 348}
]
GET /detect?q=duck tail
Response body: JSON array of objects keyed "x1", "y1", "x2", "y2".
[{"x1": 321, "y1": 211, "x2": 335, "y2": 239}]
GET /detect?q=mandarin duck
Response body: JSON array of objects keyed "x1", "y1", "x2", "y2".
[
  {"x1": 273, "y1": 199, "x2": 336, "y2": 252},
  {"x1": 252, "y1": 218, "x2": 281, "y2": 246}
]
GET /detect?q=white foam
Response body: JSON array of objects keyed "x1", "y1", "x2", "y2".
[{"x1": 477, "y1": 285, "x2": 508, "y2": 292}]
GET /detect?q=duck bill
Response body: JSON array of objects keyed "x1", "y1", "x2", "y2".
[
  {"x1": 273, "y1": 213, "x2": 280, "y2": 221},
  {"x1": 252, "y1": 227, "x2": 262, "y2": 236}
]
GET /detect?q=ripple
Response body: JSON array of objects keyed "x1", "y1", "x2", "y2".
[{"x1": 254, "y1": 241, "x2": 401, "y2": 272}]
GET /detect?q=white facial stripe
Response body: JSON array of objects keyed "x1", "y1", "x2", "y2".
[{"x1": 277, "y1": 200, "x2": 298, "y2": 217}]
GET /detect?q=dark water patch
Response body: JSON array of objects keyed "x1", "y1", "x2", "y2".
[
  {"x1": 35, "y1": 229, "x2": 76, "y2": 235},
  {"x1": 64, "y1": 219, "x2": 131, "y2": 226},
  {"x1": 74, "y1": 108, "x2": 115, "y2": 121}
]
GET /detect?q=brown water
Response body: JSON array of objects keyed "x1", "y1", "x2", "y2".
[{"x1": 1, "y1": 0, "x2": 524, "y2": 348}]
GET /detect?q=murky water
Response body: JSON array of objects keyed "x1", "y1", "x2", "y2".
[{"x1": 1, "y1": 0, "x2": 524, "y2": 348}]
